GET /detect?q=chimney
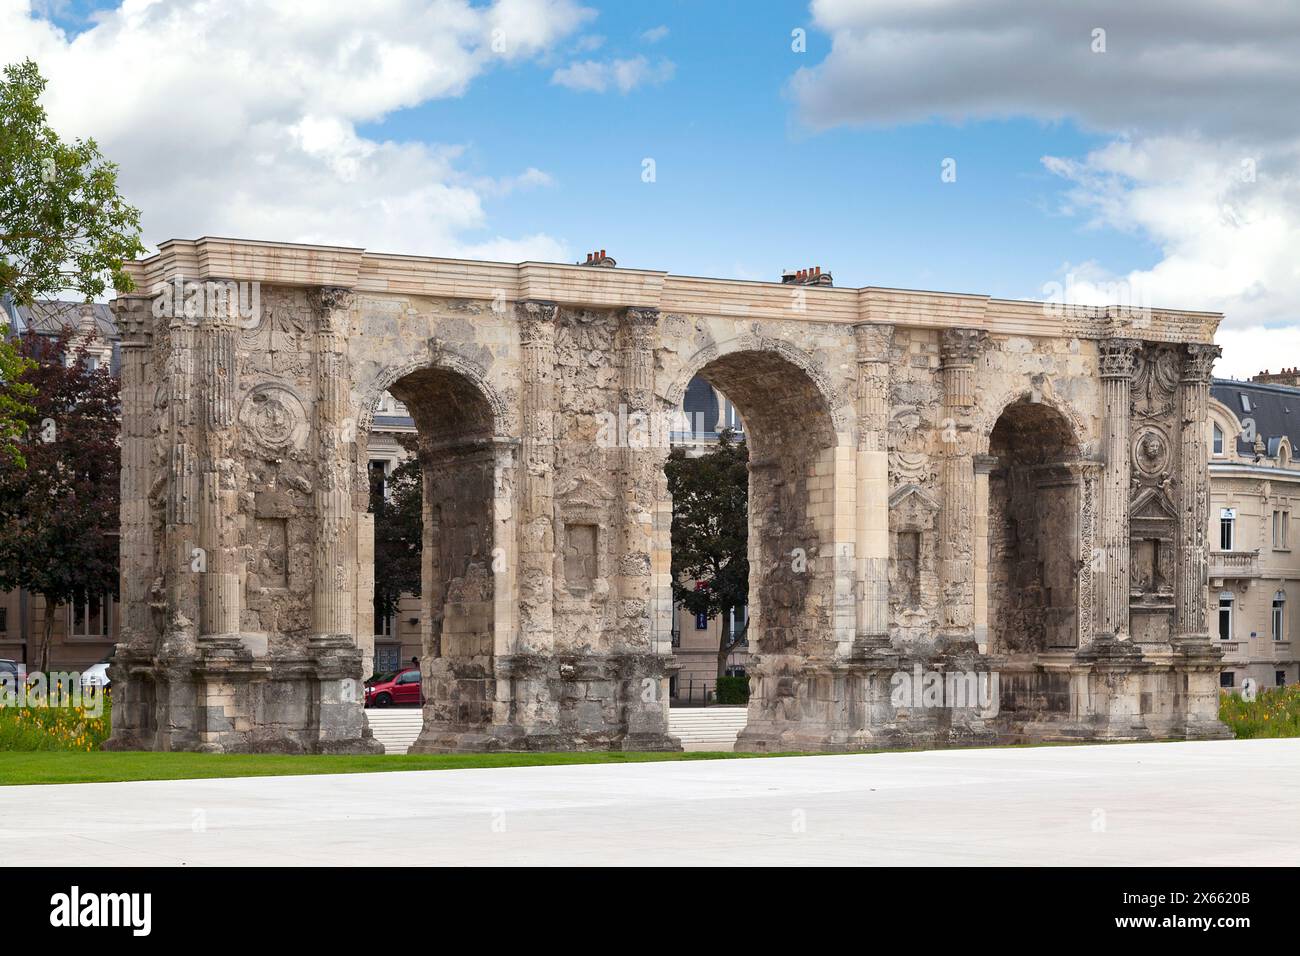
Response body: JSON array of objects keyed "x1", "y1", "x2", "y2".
[
  {"x1": 781, "y1": 265, "x2": 834, "y2": 287},
  {"x1": 578, "y1": 249, "x2": 616, "y2": 268}
]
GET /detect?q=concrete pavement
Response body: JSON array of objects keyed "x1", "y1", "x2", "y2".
[{"x1": 3, "y1": 738, "x2": 1298, "y2": 866}]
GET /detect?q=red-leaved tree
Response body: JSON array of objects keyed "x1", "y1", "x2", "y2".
[{"x1": 0, "y1": 328, "x2": 120, "y2": 671}]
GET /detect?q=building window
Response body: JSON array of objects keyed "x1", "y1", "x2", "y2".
[
  {"x1": 1274, "y1": 510, "x2": 1290, "y2": 549},
  {"x1": 694, "y1": 612, "x2": 708, "y2": 630},
  {"x1": 368, "y1": 459, "x2": 392, "y2": 502},
  {"x1": 374, "y1": 643, "x2": 400, "y2": 675},
  {"x1": 730, "y1": 604, "x2": 749, "y2": 646},
  {"x1": 1218, "y1": 592, "x2": 1234, "y2": 641},
  {"x1": 1219, "y1": 508, "x2": 1235, "y2": 551},
  {"x1": 68, "y1": 592, "x2": 112, "y2": 639},
  {"x1": 1212, "y1": 423, "x2": 1225, "y2": 456},
  {"x1": 0, "y1": 606, "x2": 6, "y2": 633},
  {"x1": 1220, "y1": 672, "x2": 1235, "y2": 689},
  {"x1": 1277, "y1": 670, "x2": 1287, "y2": 687},
  {"x1": 1273, "y1": 591, "x2": 1286, "y2": 641},
  {"x1": 1240, "y1": 394, "x2": 1252, "y2": 413}
]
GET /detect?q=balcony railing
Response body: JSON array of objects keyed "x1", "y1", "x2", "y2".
[{"x1": 1210, "y1": 550, "x2": 1261, "y2": 578}]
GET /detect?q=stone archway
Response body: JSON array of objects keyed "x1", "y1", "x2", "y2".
[
  {"x1": 661, "y1": 346, "x2": 852, "y2": 752},
  {"x1": 371, "y1": 364, "x2": 512, "y2": 752},
  {"x1": 105, "y1": 236, "x2": 1231, "y2": 753}
]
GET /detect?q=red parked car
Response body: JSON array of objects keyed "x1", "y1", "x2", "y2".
[{"x1": 364, "y1": 668, "x2": 423, "y2": 708}]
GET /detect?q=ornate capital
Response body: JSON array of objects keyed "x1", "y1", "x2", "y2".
[
  {"x1": 1182, "y1": 343, "x2": 1221, "y2": 384},
  {"x1": 624, "y1": 306, "x2": 660, "y2": 328},
  {"x1": 940, "y1": 328, "x2": 988, "y2": 367},
  {"x1": 1098, "y1": 338, "x2": 1143, "y2": 380},
  {"x1": 516, "y1": 299, "x2": 559, "y2": 345},
  {"x1": 853, "y1": 322, "x2": 894, "y2": 360},
  {"x1": 312, "y1": 287, "x2": 354, "y2": 337},
  {"x1": 312, "y1": 286, "x2": 354, "y2": 314},
  {"x1": 112, "y1": 295, "x2": 155, "y2": 348}
]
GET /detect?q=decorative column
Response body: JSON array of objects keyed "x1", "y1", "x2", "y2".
[
  {"x1": 1097, "y1": 338, "x2": 1142, "y2": 640},
  {"x1": 516, "y1": 300, "x2": 559, "y2": 654},
  {"x1": 113, "y1": 296, "x2": 156, "y2": 651},
  {"x1": 852, "y1": 323, "x2": 893, "y2": 650},
  {"x1": 1176, "y1": 343, "x2": 1221, "y2": 640},
  {"x1": 197, "y1": 298, "x2": 240, "y2": 640},
  {"x1": 972, "y1": 453, "x2": 997, "y2": 653},
  {"x1": 938, "y1": 328, "x2": 987, "y2": 644},
  {"x1": 617, "y1": 307, "x2": 661, "y2": 650},
  {"x1": 311, "y1": 287, "x2": 356, "y2": 641}
]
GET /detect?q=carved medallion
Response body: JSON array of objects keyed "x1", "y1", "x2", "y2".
[
  {"x1": 239, "y1": 384, "x2": 308, "y2": 452},
  {"x1": 1132, "y1": 427, "x2": 1171, "y2": 478}
]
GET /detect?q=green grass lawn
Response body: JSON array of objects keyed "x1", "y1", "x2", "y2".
[
  {"x1": 0, "y1": 749, "x2": 766, "y2": 786},
  {"x1": 3, "y1": 684, "x2": 1297, "y2": 787}
]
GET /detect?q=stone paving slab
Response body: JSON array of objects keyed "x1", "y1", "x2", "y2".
[{"x1": 2, "y1": 739, "x2": 1296, "y2": 866}]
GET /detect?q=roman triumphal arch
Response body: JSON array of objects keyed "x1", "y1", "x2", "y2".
[{"x1": 105, "y1": 238, "x2": 1230, "y2": 752}]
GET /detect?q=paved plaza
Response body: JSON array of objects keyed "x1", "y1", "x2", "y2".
[{"x1": 4, "y1": 739, "x2": 1297, "y2": 866}]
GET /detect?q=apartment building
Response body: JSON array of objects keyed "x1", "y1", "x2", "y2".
[{"x1": 1207, "y1": 374, "x2": 1300, "y2": 691}]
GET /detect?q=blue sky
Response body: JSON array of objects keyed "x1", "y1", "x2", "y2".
[
  {"x1": 359, "y1": 1, "x2": 1159, "y2": 298},
  {"x1": 6, "y1": 1, "x2": 1299, "y2": 376}
]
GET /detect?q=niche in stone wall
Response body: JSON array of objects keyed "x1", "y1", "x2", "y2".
[
  {"x1": 564, "y1": 523, "x2": 599, "y2": 594},
  {"x1": 888, "y1": 484, "x2": 939, "y2": 638},
  {"x1": 1129, "y1": 486, "x2": 1177, "y2": 644}
]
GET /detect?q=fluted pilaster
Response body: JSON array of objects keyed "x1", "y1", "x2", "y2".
[
  {"x1": 1098, "y1": 338, "x2": 1142, "y2": 639},
  {"x1": 517, "y1": 300, "x2": 558, "y2": 652},
  {"x1": 198, "y1": 304, "x2": 240, "y2": 638},
  {"x1": 113, "y1": 296, "x2": 155, "y2": 648},
  {"x1": 853, "y1": 323, "x2": 893, "y2": 646},
  {"x1": 938, "y1": 328, "x2": 987, "y2": 638},
  {"x1": 312, "y1": 287, "x2": 355, "y2": 639},
  {"x1": 1176, "y1": 343, "x2": 1220, "y2": 640}
]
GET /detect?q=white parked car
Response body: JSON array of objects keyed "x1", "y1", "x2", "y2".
[{"x1": 79, "y1": 661, "x2": 112, "y2": 691}]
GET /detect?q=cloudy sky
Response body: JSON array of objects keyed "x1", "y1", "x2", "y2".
[{"x1": 3, "y1": 0, "x2": 1298, "y2": 378}]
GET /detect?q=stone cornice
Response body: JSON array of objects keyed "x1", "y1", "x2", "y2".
[{"x1": 121, "y1": 236, "x2": 1223, "y2": 343}]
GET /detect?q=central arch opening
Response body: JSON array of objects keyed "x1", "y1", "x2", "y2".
[{"x1": 664, "y1": 348, "x2": 841, "y2": 713}]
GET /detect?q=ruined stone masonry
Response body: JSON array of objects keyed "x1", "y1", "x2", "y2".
[{"x1": 106, "y1": 238, "x2": 1230, "y2": 753}]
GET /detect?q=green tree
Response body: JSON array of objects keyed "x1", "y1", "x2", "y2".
[
  {"x1": 664, "y1": 428, "x2": 749, "y2": 683},
  {"x1": 0, "y1": 58, "x2": 145, "y2": 464},
  {"x1": 0, "y1": 59, "x2": 145, "y2": 306},
  {"x1": 370, "y1": 440, "x2": 423, "y2": 635},
  {"x1": 0, "y1": 329, "x2": 121, "y2": 672}
]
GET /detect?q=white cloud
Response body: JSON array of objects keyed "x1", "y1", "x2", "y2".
[
  {"x1": 551, "y1": 55, "x2": 675, "y2": 93},
  {"x1": 789, "y1": 0, "x2": 1300, "y2": 376},
  {"x1": 640, "y1": 25, "x2": 669, "y2": 44},
  {"x1": 0, "y1": 0, "x2": 594, "y2": 260}
]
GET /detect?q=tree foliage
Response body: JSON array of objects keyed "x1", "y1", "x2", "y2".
[
  {"x1": 664, "y1": 428, "x2": 749, "y2": 681},
  {"x1": 371, "y1": 439, "x2": 423, "y2": 625},
  {"x1": 0, "y1": 59, "x2": 145, "y2": 306},
  {"x1": 0, "y1": 58, "x2": 145, "y2": 466},
  {"x1": 0, "y1": 329, "x2": 121, "y2": 671}
]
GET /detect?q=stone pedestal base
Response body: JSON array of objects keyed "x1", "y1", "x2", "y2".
[
  {"x1": 410, "y1": 652, "x2": 681, "y2": 753},
  {"x1": 734, "y1": 652, "x2": 1001, "y2": 753},
  {"x1": 102, "y1": 637, "x2": 382, "y2": 754}
]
